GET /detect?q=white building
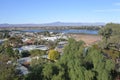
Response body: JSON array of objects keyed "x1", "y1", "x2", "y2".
[
  {"x1": 41, "y1": 35, "x2": 68, "y2": 41},
  {"x1": 21, "y1": 45, "x2": 49, "y2": 51},
  {"x1": 42, "y1": 36, "x2": 58, "y2": 41}
]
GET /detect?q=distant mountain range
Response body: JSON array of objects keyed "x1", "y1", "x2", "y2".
[{"x1": 0, "y1": 22, "x2": 106, "y2": 27}]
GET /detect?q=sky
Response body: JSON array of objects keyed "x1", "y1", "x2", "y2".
[{"x1": 0, "y1": 0, "x2": 120, "y2": 24}]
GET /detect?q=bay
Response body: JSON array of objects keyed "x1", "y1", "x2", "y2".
[{"x1": 21, "y1": 29, "x2": 98, "y2": 35}]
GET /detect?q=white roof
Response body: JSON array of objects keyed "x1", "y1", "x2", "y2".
[
  {"x1": 17, "y1": 57, "x2": 31, "y2": 64},
  {"x1": 16, "y1": 64, "x2": 29, "y2": 75},
  {"x1": 58, "y1": 41, "x2": 68, "y2": 45},
  {"x1": 21, "y1": 45, "x2": 49, "y2": 51},
  {"x1": 42, "y1": 36, "x2": 58, "y2": 41}
]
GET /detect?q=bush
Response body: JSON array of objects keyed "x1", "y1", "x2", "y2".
[{"x1": 48, "y1": 50, "x2": 60, "y2": 61}]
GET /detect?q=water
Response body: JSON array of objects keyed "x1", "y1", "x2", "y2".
[{"x1": 21, "y1": 29, "x2": 98, "y2": 35}]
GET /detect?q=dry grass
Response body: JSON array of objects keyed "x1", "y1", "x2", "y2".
[{"x1": 69, "y1": 34, "x2": 102, "y2": 46}]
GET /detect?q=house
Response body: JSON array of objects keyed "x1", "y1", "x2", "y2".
[
  {"x1": 21, "y1": 45, "x2": 49, "y2": 51},
  {"x1": 55, "y1": 41, "x2": 68, "y2": 54},
  {"x1": 17, "y1": 57, "x2": 31, "y2": 65},
  {"x1": 42, "y1": 36, "x2": 59, "y2": 41},
  {"x1": 16, "y1": 64, "x2": 29, "y2": 75},
  {"x1": 22, "y1": 38, "x2": 35, "y2": 45},
  {"x1": 14, "y1": 45, "x2": 49, "y2": 54},
  {"x1": 41, "y1": 55, "x2": 48, "y2": 59},
  {"x1": 0, "y1": 39, "x2": 4, "y2": 45}
]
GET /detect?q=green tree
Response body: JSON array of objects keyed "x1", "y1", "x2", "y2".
[
  {"x1": 4, "y1": 46, "x2": 14, "y2": 57},
  {"x1": 30, "y1": 49, "x2": 46, "y2": 57},
  {"x1": 43, "y1": 31, "x2": 51, "y2": 37},
  {"x1": 99, "y1": 26, "x2": 112, "y2": 49},
  {"x1": 85, "y1": 46, "x2": 115, "y2": 80},
  {"x1": 84, "y1": 70, "x2": 95, "y2": 80},
  {"x1": 43, "y1": 63, "x2": 54, "y2": 80},
  {"x1": 3, "y1": 32, "x2": 10, "y2": 38},
  {"x1": 21, "y1": 50, "x2": 30, "y2": 57},
  {"x1": 0, "y1": 54, "x2": 18, "y2": 80},
  {"x1": 25, "y1": 38, "x2": 116, "y2": 80},
  {"x1": 60, "y1": 38, "x2": 86, "y2": 80},
  {"x1": 14, "y1": 49, "x2": 20, "y2": 59},
  {"x1": 99, "y1": 23, "x2": 120, "y2": 51},
  {"x1": 25, "y1": 65, "x2": 43, "y2": 80},
  {"x1": 9, "y1": 37, "x2": 23, "y2": 47}
]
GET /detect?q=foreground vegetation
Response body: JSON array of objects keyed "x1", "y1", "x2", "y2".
[
  {"x1": 0, "y1": 23, "x2": 120, "y2": 80},
  {"x1": 99, "y1": 23, "x2": 120, "y2": 59},
  {"x1": 25, "y1": 38, "x2": 117, "y2": 80}
]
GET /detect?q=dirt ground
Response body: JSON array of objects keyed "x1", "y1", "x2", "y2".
[{"x1": 68, "y1": 34, "x2": 102, "y2": 46}]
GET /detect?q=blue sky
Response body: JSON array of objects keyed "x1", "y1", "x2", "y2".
[{"x1": 0, "y1": 0, "x2": 120, "y2": 24}]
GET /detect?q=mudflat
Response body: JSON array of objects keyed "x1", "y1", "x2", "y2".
[{"x1": 69, "y1": 34, "x2": 102, "y2": 46}]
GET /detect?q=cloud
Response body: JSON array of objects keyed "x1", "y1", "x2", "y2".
[
  {"x1": 94, "y1": 9, "x2": 120, "y2": 12},
  {"x1": 114, "y1": 2, "x2": 120, "y2": 6}
]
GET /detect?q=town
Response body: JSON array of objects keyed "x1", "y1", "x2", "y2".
[
  {"x1": 0, "y1": 23, "x2": 120, "y2": 80},
  {"x1": 0, "y1": 30, "x2": 70, "y2": 75}
]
